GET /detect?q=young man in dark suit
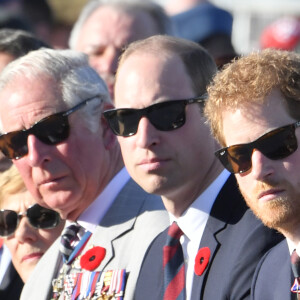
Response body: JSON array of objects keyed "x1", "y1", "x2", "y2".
[
  {"x1": 104, "y1": 35, "x2": 283, "y2": 299},
  {"x1": 205, "y1": 48, "x2": 300, "y2": 300}
]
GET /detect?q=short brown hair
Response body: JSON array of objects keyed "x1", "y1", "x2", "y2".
[
  {"x1": 205, "y1": 48, "x2": 300, "y2": 146},
  {"x1": 117, "y1": 35, "x2": 217, "y2": 96}
]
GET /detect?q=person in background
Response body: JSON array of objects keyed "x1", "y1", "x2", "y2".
[
  {"x1": 171, "y1": 1, "x2": 238, "y2": 68},
  {"x1": 0, "y1": 28, "x2": 50, "y2": 73},
  {"x1": 0, "y1": 48, "x2": 168, "y2": 300},
  {"x1": 104, "y1": 35, "x2": 283, "y2": 299},
  {"x1": 0, "y1": 165, "x2": 64, "y2": 299},
  {"x1": 69, "y1": 0, "x2": 174, "y2": 99},
  {"x1": 204, "y1": 48, "x2": 300, "y2": 299}
]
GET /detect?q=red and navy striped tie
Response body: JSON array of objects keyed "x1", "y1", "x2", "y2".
[{"x1": 163, "y1": 222, "x2": 186, "y2": 300}]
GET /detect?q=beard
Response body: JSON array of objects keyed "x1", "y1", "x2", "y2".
[{"x1": 239, "y1": 179, "x2": 300, "y2": 231}]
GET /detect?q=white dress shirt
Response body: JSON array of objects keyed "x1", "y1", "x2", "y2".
[
  {"x1": 169, "y1": 169, "x2": 230, "y2": 300},
  {"x1": 74, "y1": 167, "x2": 130, "y2": 233}
]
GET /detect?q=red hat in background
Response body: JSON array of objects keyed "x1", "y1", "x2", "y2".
[{"x1": 260, "y1": 17, "x2": 300, "y2": 51}]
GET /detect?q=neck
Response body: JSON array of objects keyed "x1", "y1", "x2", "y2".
[{"x1": 162, "y1": 158, "x2": 224, "y2": 218}]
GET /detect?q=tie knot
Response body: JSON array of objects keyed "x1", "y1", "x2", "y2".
[
  {"x1": 62, "y1": 223, "x2": 81, "y2": 238},
  {"x1": 60, "y1": 223, "x2": 82, "y2": 262},
  {"x1": 291, "y1": 250, "x2": 300, "y2": 278},
  {"x1": 167, "y1": 222, "x2": 183, "y2": 241}
]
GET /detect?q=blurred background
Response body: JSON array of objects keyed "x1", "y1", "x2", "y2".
[{"x1": 0, "y1": 0, "x2": 299, "y2": 54}]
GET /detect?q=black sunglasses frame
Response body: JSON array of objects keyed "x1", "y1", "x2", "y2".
[
  {"x1": 0, "y1": 96, "x2": 101, "y2": 160},
  {"x1": 103, "y1": 94, "x2": 207, "y2": 137},
  {"x1": 215, "y1": 121, "x2": 300, "y2": 174},
  {"x1": 0, "y1": 203, "x2": 61, "y2": 237}
]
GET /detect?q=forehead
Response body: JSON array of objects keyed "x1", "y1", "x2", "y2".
[
  {"x1": 0, "y1": 75, "x2": 63, "y2": 132},
  {"x1": 221, "y1": 89, "x2": 295, "y2": 145},
  {"x1": 77, "y1": 6, "x2": 159, "y2": 51},
  {"x1": 1, "y1": 190, "x2": 34, "y2": 211},
  {"x1": 115, "y1": 52, "x2": 194, "y2": 108}
]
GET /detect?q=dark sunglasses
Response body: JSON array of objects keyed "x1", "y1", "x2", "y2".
[
  {"x1": 0, "y1": 96, "x2": 100, "y2": 160},
  {"x1": 103, "y1": 94, "x2": 207, "y2": 137},
  {"x1": 215, "y1": 121, "x2": 300, "y2": 174},
  {"x1": 0, "y1": 203, "x2": 61, "y2": 237}
]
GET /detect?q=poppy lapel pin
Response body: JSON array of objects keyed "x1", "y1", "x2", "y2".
[
  {"x1": 194, "y1": 247, "x2": 210, "y2": 276},
  {"x1": 80, "y1": 246, "x2": 106, "y2": 271}
]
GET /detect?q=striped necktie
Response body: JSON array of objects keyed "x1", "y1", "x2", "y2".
[
  {"x1": 163, "y1": 222, "x2": 186, "y2": 300},
  {"x1": 59, "y1": 223, "x2": 81, "y2": 262},
  {"x1": 291, "y1": 249, "x2": 300, "y2": 299}
]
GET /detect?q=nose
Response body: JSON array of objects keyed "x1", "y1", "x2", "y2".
[
  {"x1": 135, "y1": 117, "x2": 160, "y2": 149},
  {"x1": 250, "y1": 149, "x2": 275, "y2": 180},
  {"x1": 26, "y1": 135, "x2": 51, "y2": 167},
  {"x1": 14, "y1": 217, "x2": 38, "y2": 244}
]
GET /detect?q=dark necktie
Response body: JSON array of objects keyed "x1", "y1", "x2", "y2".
[
  {"x1": 291, "y1": 249, "x2": 300, "y2": 299},
  {"x1": 59, "y1": 223, "x2": 81, "y2": 262},
  {"x1": 163, "y1": 222, "x2": 186, "y2": 300}
]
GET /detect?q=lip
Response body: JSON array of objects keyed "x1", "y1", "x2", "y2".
[
  {"x1": 138, "y1": 157, "x2": 169, "y2": 171},
  {"x1": 38, "y1": 175, "x2": 65, "y2": 186},
  {"x1": 21, "y1": 252, "x2": 44, "y2": 262},
  {"x1": 258, "y1": 188, "x2": 284, "y2": 202}
]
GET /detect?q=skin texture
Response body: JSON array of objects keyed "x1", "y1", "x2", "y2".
[
  {"x1": 222, "y1": 89, "x2": 300, "y2": 243},
  {"x1": 0, "y1": 75, "x2": 120, "y2": 220},
  {"x1": 0, "y1": 52, "x2": 14, "y2": 73},
  {"x1": 115, "y1": 52, "x2": 222, "y2": 217},
  {"x1": 74, "y1": 6, "x2": 160, "y2": 99},
  {"x1": 2, "y1": 190, "x2": 64, "y2": 282}
]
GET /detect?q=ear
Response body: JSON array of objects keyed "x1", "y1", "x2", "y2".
[{"x1": 101, "y1": 103, "x2": 117, "y2": 150}]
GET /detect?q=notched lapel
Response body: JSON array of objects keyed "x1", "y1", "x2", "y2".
[
  {"x1": 191, "y1": 175, "x2": 244, "y2": 297},
  {"x1": 85, "y1": 179, "x2": 147, "y2": 270}
]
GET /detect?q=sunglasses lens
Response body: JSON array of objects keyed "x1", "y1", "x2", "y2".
[
  {"x1": 27, "y1": 204, "x2": 60, "y2": 229},
  {"x1": 34, "y1": 114, "x2": 70, "y2": 145},
  {"x1": 148, "y1": 101, "x2": 186, "y2": 131},
  {"x1": 106, "y1": 109, "x2": 141, "y2": 137},
  {"x1": 0, "y1": 130, "x2": 28, "y2": 159},
  {"x1": 227, "y1": 145, "x2": 252, "y2": 173},
  {"x1": 259, "y1": 125, "x2": 297, "y2": 159},
  {"x1": 0, "y1": 210, "x2": 18, "y2": 236}
]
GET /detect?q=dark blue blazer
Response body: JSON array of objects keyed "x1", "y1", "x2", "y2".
[
  {"x1": 251, "y1": 239, "x2": 297, "y2": 300},
  {"x1": 135, "y1": 175, "x2": 283, "y2": 300},
  {"x1": 0, "y1": 262, "x2": 23, "y2": 300}
]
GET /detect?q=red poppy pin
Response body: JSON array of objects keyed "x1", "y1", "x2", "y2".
[
  {"x1": 80, "y1": 246, "x2": 106, "y2": 271},
  {"x1": 194, "y1": 247, "x2": 210, "y2": 276}
]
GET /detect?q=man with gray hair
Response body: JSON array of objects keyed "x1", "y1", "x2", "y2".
[
  {"x1": 69, "y1": 0, "x2": 174, "y2": 99},
  {"x1": 0, "y1": 48, "x2": 168, "y2": 299}
]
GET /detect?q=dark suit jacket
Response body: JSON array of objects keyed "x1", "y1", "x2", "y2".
[
  {"x1": 135, "y1": 175, "x2": 283, "y2": 300},
  {"x1": 251, "y1": 239, "x2": 297, "y2": 300},
  {"x1": 0, "y1": 262, "x2": 23, "y2": 300}
]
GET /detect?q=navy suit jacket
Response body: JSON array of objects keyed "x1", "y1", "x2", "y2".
[
  {"x1": 135, "y1": 175, "x2": 283, "y2": 300},
  {"x1": 0, "y1": 262, "x2": 23, "y2": 300},
  {"x1": 251, "y1": 239, "x2": 296, "y2": 300}
]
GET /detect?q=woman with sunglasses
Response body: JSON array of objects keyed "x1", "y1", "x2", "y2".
[{"x1": 0, "y1": 165, "x2": 65, "y2": 299}]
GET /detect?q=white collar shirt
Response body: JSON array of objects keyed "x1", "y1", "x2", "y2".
[
  {"x1": 169, "y1": 169, "x2": 230, "y2": 300},
  {"x1": 65, "y1": 167, "x2": 130, "y2": 233}
]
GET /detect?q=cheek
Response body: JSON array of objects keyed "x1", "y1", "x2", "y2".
[{"x1": 4, "y1": 238, "x2": 17, "y2": 257}]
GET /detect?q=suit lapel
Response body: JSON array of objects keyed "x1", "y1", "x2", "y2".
[
  {"x1": 191, "y1": 175, "x2": 243, "y2": 297},
  {"x1": 86, "y1": 179, "x2": 146, "y2": 269}
]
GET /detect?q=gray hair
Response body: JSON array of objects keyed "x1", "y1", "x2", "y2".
[
  {"x1": 0, "y1": 48, "x2": 112, "y2": 132},
  {"x1": 69, "y1": 0, "x2": 175, "y2": 49}
]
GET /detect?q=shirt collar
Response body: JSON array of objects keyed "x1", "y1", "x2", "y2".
[
  {"x1": 76, "y1": 167, "x2": 130, "y2": 233},
  {"x1": 169, "y1": 169, "x2": 230, "y2": 242}
]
